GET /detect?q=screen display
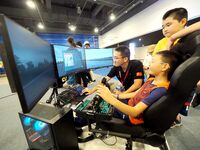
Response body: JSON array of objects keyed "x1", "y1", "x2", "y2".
[
  {"x1": 53, "y1": 45, "x2": 86, "y2": 77},
  {"x1": 85, "y1": 48, "x2": 113, "y2": 69},
  {"x1": 0, "y1": 15, "x2": 56, "y2": 113}
]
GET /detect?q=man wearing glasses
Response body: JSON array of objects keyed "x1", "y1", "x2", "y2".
[{"x1": 84, "y1": 46, "x2": 144, "y2": 95}]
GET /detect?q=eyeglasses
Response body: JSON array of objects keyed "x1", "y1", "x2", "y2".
[{"x1": 113, "y1": 56, "x2": 125, "y2": 60}]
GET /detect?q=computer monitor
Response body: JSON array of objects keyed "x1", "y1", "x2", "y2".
[
  {"x1": 53, "y1": 45, "x2": 86, "y2": 78},
  {"x1": 0, "y1": 14, "x2": 56, "y2": 113},
  {"x1": 85, "y1": 48, "x2": 113, "y2": 69}
]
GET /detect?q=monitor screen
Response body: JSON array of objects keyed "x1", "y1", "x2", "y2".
[
  {"x1": 85, "y1": 48, "x2": 113, "y2": 69},
  {"x1": 0, "y1": 15, "x2": 56, "y2": 113},
  {"x1": 53, "y1": 45, "x2": 86, "y2": 77}
]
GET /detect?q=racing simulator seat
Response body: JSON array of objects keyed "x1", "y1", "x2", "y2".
[{"x1": 87, "y1": 31, "x2": 200, "y2": 150}]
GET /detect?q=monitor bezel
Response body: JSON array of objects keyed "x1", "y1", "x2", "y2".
[{"x1": 0, "y1": 14, "x2": 56, "y2": 113}]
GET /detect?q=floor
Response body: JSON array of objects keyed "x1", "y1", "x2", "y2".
[{"x1": 1, "y1": 72, "x2": 200, "y2": 149}]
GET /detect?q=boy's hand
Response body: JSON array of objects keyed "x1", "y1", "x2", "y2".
[
  {"x1": 167, "y1": 35, "x2": 176, "y2": 50},
  {"x1": 113, "y1": 89, "x2": 122, "y2": 95},
  {"x1": 96, "y1": 85, "x2": 115, "y2": 105},
  {"x1": 167, "y1": 37, "x2": 174, "y2": 50}
]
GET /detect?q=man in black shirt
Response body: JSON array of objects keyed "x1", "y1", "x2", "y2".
[{"x1": 83, "y1": 46, "x2": 144, "y2": 95}]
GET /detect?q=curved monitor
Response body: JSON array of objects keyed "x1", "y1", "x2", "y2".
[
  {"x1": 85, "y1": 48, "x2": 113, "y2": 69},
  {"x1": 53, "y1": 45, "x2": 86, "y2": 78},
  {"x1": 0, "y1": 14, "x2": 56, "y2": 113}
]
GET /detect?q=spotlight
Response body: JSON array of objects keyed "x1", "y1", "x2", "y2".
[
  {"x1": 94, "y1": 27, "x2": 99, "y2": 33},
  {"x1": 69, "y1": 25, "x2": 76, "y2": 31},
  {"x1": 37, "y1": 22, "x2": 44, "y2": 29},
  {"x1": 109, "y1": 13, "x2": 116, "y2": 21},
  {"x1": 26, "y1": 0, "x2": 36, "y2": 9}
]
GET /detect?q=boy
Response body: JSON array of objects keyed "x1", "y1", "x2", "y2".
[
  {"x1": 95, "y1": 51, "x2": 180, "y2": 126},
  {"x1": 153, "y1": 7, "x2": 200, "y2": 54},
  {"x1": 152, "y1": 8, "x2": 188, "y2": 55}
]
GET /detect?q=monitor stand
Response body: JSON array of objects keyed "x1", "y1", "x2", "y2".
[{"x1": 46, "y1": 84, "x2": 64, "y2": 107}]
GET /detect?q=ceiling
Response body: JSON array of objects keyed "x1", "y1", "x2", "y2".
[{"x1": 0, "y1": 0, "x2": 158, "y2": 35}]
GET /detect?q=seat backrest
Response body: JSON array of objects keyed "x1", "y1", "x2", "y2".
[{"x1": 143, "y1": 31, "x2": 200, "y2": 134}]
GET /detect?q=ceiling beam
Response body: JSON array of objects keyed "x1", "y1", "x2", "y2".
[
  {"x1": 92, "y1": 5, "x2": 104, "y2": 17},
  {"x1": 45, "y1": 0, "x2": 51, "y2": 9},
  {"x1": 0, "y1": 6, "x2": 103, "y2": 26},
  {"x1": 87, "y1": 0, "x2": 124, "y2": 7}
]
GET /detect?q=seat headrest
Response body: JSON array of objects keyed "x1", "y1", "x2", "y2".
[
  {"x1": 171, "y1": 30, "x2": 200, "y2": 61},
  {"x1": 170, "y1": 56, "x2": 200, "y2": 97}
]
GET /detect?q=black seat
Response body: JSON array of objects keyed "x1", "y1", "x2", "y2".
[{"x1": 87, "y1": 31, "x2": 200, "y2": 150}]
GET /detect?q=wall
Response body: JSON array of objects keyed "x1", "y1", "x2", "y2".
[{"x1": 99, "y1": 0, "x2": 200, "y2": 48}]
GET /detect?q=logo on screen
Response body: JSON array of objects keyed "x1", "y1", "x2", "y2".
[{"x1": 64, "y1": 53, "x2": 74, "y2": 67}]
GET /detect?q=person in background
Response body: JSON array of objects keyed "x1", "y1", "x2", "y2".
[
  {"x1": 67, "y1": 36, "x2": 76, "y2": 48},
  {"x1": 76, "y1": 41, "x2": 82, "y2": 48},
  {"x1": 83, "y1": 41, "x2": 90, "y2": 49},
  {"x1": 143, "y1": 44, "x2": 156, "y2": 81},
  {"x1": 75, "y1": 41, "x2": 94, "y2": 87},
  {"x1": 63, "y1": 37, "x2": 79, "y2": 86},
  {"x1": 83, "y1": 41, "x2": 95, "y2": 83}
]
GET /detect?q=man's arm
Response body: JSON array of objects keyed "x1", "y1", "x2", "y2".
[
  {"x1": 82, "y1": 76, "x2": 111, "y2": 95},
  {"x1": 123, "y1": 79, "x2": 143, "y2": 94}
]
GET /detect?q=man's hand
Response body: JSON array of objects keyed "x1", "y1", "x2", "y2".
[{"x1": 82, "y1": 88, "x2": 93, "y2": 95}]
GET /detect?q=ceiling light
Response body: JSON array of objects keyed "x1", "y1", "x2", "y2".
[
  {"x1": 110, "y1": 13, "x2": 116, "y2": 21},
  {"x1": 77, "y1": 6, "x2": 82, "y2": 14},
  {"x1": 139, "y1": 38, "x2": 142, "y2": 41},
  {"x1": 37, "y1": 23, "x2": 44, "y2": 29},
  {"x1": 26, "y1": 0, "x2": 36, "y2": 9},
  {"x1": 69, "y1": 25, "x2": 76, "y2": 31},
  {"x1": 94, "y1": 27, "x2": 99, "y2": 33}
]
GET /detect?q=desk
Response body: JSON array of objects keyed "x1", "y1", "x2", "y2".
[{"x1": 19, "y1": 103, "x2": 78, "y2": 150}]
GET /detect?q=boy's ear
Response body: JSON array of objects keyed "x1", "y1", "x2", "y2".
[
  {"x1": 180, "y1": 18, "x2": 187, "y2": 26},
  {"x1": 162, "y1": 63, "x2": 170, "y2": 72}
]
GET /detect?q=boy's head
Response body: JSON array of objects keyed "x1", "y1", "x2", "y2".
[
  {"x1": 162, "y1": 8, "x2": 188, "y2": 38},
  {"x1": 149, "y1": 51, "x2": 180, "y2": 80},
  {"x1": 113, "y1": 45, "x2": 130, "y2": 67}
]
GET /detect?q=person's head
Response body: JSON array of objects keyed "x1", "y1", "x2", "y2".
[
  {"x1": 149, "y1": 51, "x2": 180, "y2": 80},
  {"x1": 113, "y1": 45, "x2": 130, "y2": 67},
  {"x1": 84, "y1": 41, "x2": 90, "y2": 48},
  {"x1": 76, "y1": 41, "x2": 82, "y2": 48},
  {"x1": 67, "y1": 36, "x2": 76, "y2": 47},
  {"x1": 162, "y1": 8, "x2": 188, "y2": 38}
]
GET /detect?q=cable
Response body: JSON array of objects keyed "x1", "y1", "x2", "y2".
[
  {"x1": 100, "y1": 135, "x2": 118, "y2": 146},
  {"x1": 34, "y1": 0, "x2": 45, "y2": 26}
]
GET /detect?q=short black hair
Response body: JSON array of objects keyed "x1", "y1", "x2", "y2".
[
  {"x1": 76, "y1": 41, "x2": 82, "y2": 47},
  {"x1": 115, "y1": 45, "x2": 130, "y2": 60},
  {"x1": 163, "y1": 8, "x2": 188, "y2": 22},
  {"x1": 157, "y1": 51, "x2": 181, "y2": 80}
]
